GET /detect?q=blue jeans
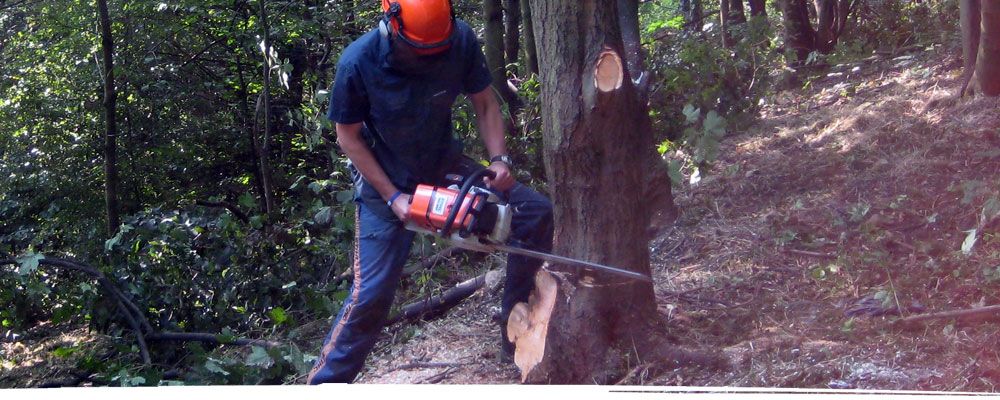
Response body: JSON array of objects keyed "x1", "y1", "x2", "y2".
[{"x1": 306, "y1": 178, "x2": 553, "y2": 384}]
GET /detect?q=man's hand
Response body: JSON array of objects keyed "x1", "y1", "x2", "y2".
[
  {"x1": 485, "y1": 162, "x2": 515, "y2": 192},
  {"x1": 389, "y1": 193, "x2": 412, "y2": 222}
]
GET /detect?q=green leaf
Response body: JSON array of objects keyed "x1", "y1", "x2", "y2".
[
  {"x1": 204, "y1": 359, "x2": 230, "y2": 376},
  {"x1": 657, "y1": 140, "x2": 671, "y2": 156},
  {"x1": 981, "y1": 196, "x2": 1000, "y2": 226},
  {"x1": 314, "y1": 207, "x2": 332, "y2": 225},
  {"x1": 702, "y1": 110, "x2": 726, "y2": 137},
  {"x1": 52, "y1": 346, "x2": 76, "y2": 358},
  {"x1": 246, "y1": 346, "x2": 273, "y2": 367},
  {"x1": 15, "y1": 253, "x2": 43, "y2": 275},
  {"x1": 238, "y1": 193, "x2": 256, "y2": 209},
  {"x1": 216, "y1": 327, "x2": 236, "y2": 344},
  {"x1": 682, "y1": 104, "x2": 700, "y2": 124},
  {"x1": 961, "y1": 229, "x2": 978, "y2": 255},
  {"x1": 308, "y1": 181, "x2": 325, "y2": 194},
  {"x1": 336, "y1": 190, "x2": 354, "y2": 204},
  {"x1": 667, "y1": 160, "x2": 683, "y2": 187},
  {"x1": 269, "y1": 307, "x2": 288, "y2": 325},
  {"x1": 314, "y1": 90, "x2": 329, "y2": 103}
]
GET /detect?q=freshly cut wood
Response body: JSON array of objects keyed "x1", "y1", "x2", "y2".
[
  {"x1": 594, "y1": 48, "x2": 624, "y2": 92},
  {"x1": 506, "y1": 268, "x2": 557, "y2": 382}
]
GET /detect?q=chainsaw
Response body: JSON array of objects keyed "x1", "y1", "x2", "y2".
[{"x1": 403, "y1": 169, "x2": 652, "y2": 283}]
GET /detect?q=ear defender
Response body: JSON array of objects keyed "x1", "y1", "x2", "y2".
[{"x1": 378, "y1": 1, "x2": 402, "y2": 41}]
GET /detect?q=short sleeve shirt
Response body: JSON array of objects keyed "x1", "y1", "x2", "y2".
[{"x1": 327, "y1": 19, "x2": 492, "y2": 220}]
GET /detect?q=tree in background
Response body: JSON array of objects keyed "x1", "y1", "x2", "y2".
[
  {"x1": 780, "y1": 0, "x2": 858, "y2": 63},
  {"x1": 96, "y1": 0, "x2": 120, "y2": 237}
]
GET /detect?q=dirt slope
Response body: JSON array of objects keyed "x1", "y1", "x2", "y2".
[{"x1": 353, "y1": 46, "x2": 1000, "y2": 390}]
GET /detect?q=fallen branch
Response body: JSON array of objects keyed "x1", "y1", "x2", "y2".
[
  {"x1": 386, "y1": 271, "x2": 495, "y2": 326},
  {"x1": 894, "y1": 304, "x2": 1000, "y2": 326},
  {"x1": 393, "y1": 361, "x2": 467, "y2": 371},
  {"x1": 781, "y1": 248, "x2": 837, "y2": 260},
  {"x1": 1, "y1": 257, "x2": 152, "y2": 365},
  {"x1": 147, "y1": 332, "x2": 281, "y2": 348},
  {"x1": 419, "y1": 366, "x2": 457, "y2": 384}
]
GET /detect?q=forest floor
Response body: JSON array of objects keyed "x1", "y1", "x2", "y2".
[
  {"x1": 348, "y1": 45, "x2": 1000, "y2": 388},
  {"x1": 3, "y1": 44, "x2": 999, "y2": 389}
]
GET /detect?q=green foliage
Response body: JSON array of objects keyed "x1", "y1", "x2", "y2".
[
  {"x1": 643, "y1": 4, "x2": 778, "y2": 183},
  {"x1": 847, "y1": 0, "x2": 958, "y2": 54}
]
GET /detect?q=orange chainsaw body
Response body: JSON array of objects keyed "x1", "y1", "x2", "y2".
[{"x1": 406, "y1": 184, "x2": 483, "y2": 233}]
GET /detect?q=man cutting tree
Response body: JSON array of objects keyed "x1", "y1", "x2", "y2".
[{"x1": 307, "y1": 0, "x2": 553, "y2": 384}]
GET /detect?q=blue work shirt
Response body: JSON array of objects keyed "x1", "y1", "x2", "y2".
[{"x1": 327, "y1": 19, "x2": 493, "y2": 221}]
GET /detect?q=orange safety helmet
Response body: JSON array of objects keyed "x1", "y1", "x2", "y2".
[{"x1": 379, "y1": 0, "x2": 455, "y2": 54}]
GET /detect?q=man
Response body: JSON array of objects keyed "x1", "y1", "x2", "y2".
[{"x1": 307, "y1": 0, "x2": 553, "y2": 384}]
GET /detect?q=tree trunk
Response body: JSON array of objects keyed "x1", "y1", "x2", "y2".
[
  {"x1": 813, "y1": 0, "x2": 837, "y2": 53},
  {"x1": 257, "y1": 0, "x2": 276, "y2": 216},
  {"x1": 959, "y1": 0, "x2": 981, "y2": 97},
  {"x1": 781, "y1": 0, "x2": 816, "y2": 64},
  {"x1": 977, "y1": 0, "x2": 1000, "y2": 96},
  {"x1": 96, "y1": 0, "x2": 120, "y2": 237},
  {"x1": 483, "y1": 0, "x2": 520, "y2": 109},
  {"x1": 514, "y1": 0, "x2": 660, "y2": 383},
  {"x1": 728, "y1": 0, "x2": 747, "y2": 24},
  {"x1": 720, "y1": 0, "x2": 732, "y2": 47},
  {"x1": 835, "y1": 0, "x2": 852, "y2": 35},
  {"x1": 720, "y1": 0, "x2": 747, "y2": 48},
  {"x1": 681, "y1": 0, "x2": 704, "y2": 31},
  {"x1": 748, "y1": 0, "x2": 766, "y2": 17},
  {"x1": 521, "y1": 0, "x2": 539, "y2": 74},
  {"x1": 504, "y1": 0, "x2": 521, "y2": 75}
]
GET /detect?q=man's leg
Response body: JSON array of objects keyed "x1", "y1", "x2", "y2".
[
  {"x1": 307, "y1": 203, "x2": 415, "y2": 384},
  {"x1": 499, "y1": 183, "x2": 553, "y2": 357}
]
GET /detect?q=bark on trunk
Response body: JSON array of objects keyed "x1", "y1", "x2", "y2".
[
  {"x1": 504, "y1": 0, "x2": 521, "y2": 75},
  {"x1": 97, "y1": 0, "x2": 120, "y2": 237},
  {"x1": 258, "y1": 0, "x2": 276, "y2": 216},
  {"x1": 720, "y1": 0, "x2": 732, "y2": 47},
  {"x1": 782, "y1": 0, "x2": 816, "y2": 64},
  {"x1": 720, "y1": 0, "x2": 747, "y2": 48},
  {"x1": 977, "y1": 0, "x2": 1000, "y2": 96},
  {"x1": 483, "y1": 0, "x2": 520, "y2": 108},
  {"x1": 813, "y1": 0, "x2": 837, "y2": 53},
  {"x1": 515, "y1": 0, "x2": 660, "y2": 383},
  {"x1": 748, "y1": 0, "x2": 766, "y2": 17},
  {"x1": 521, "y1": 0, "x2": 539, "y2": 74},
  {"x1": 959, "y1": 0, "x2": 982, "y2": 97},
  {"x1": 728, "y1": 0, "x2": 747, "y2": 24},
  {"x1": 681, "y1": 0, "x2": 704, "y2": 31}
]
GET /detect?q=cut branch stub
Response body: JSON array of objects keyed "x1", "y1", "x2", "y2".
[
  {"x1": 507, "y1": 267, "x2": 558, "y2": 382},
  {"x1": 594, "y1": 48, "x2": 624, "y2": 93}
]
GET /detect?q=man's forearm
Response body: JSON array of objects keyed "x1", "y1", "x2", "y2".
[
  {"x1": 336, "y1": 123, "x2": 399, "y2": 201},
  {"x1": 470, "y1": 89, "x2": 508, "y2": 158}
]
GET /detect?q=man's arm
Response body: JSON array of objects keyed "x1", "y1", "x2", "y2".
[
  {"x1": 336, "y1": 122, "x2": 410, "y2": 219},
  {"x1": 468, "y1": 88, "x2": 515, "y2": 191}
]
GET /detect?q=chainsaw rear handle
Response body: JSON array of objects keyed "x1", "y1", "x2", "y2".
[{"x1": 440, "y1": 168, "x2": 497, "y2": 238}]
